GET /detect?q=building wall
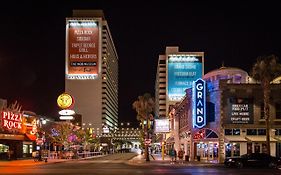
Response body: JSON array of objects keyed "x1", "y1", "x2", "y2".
[
  {"x1": 155, "y1": 47, "x2": 204, "y2": 118},
  {"x1": 65, "y1": 10, "x2": 118, "y2": 134},
  {"x1": 176, "y1": 67, "x2": 281, "y2": 162}
]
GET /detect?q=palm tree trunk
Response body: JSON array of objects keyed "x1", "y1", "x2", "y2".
[
  {"x1": 264, "y1": 82, "x2": 271, "y2": 155},
  {"x1": 145, "y1": 117, "x2": 150, "y2": 161}
]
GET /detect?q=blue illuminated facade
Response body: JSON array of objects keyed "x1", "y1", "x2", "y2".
[{"x1": 167, "y1": 55, "x2": 203, "y2": 101}]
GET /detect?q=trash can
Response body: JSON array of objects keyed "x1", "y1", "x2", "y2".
[
  {"x1": 196, "y1": 155, "x2": 200, "y2": 161},
  {"x1": 185, "y1": 155, "x2": 189, "y2": 162}
]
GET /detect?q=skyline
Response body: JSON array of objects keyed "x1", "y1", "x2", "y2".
[{"x1": 0, "y1": 1, "x2": 281, "y2": 125}]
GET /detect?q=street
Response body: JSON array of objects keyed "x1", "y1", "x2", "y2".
[{"x1": 0, "y1": 153, "x2": 280, "y2": 175}]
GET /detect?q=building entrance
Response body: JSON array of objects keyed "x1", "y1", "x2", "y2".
[
  {"x1": 193, "y1": 128, "x2": 219, "y2": 161},
  {"x1": 195, "y1": 142, "x2": 218, "y2": 160}
]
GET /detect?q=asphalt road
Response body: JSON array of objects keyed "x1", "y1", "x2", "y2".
[{"x1": 0, "y1": 153, "x2": 280, "y2": 175}]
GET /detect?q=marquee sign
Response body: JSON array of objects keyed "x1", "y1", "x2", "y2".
[
  {"x1": 57, "y1": 93, "x2": 74, "y2": 109},
  {"x1": 1, "y1": 111, "x2": 23, "y2": 130},
  {"x1": 154, "y1": 118, "x2": 170, "y2": 133},
  {"x1": 167, "y1": 54, "x2": 203, "y2": 101},
  {"x1": 192, "y1": 78, "x2": 206, "y2": 128}
]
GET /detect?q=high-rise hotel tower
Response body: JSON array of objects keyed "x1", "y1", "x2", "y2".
[
  {"x1": 65, "y1": 10, "x2": 118, "y2": 135},
  {"x1": 155, "y1": 47, "x2": 204, "y2": 118}
]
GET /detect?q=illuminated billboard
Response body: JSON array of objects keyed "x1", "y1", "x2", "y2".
[
  {"x1": 154, "y1": 118, "x2": 170, "y2": 133},
  {"x1": 192, "y1": 78, "x2": 206, "y2": 128},
  {"x1": 227, "y1": 97, "x2": 253, "y2": 124},
  {"x1": 66, "y1": 19, "x2": 101, "y2": 80},
  {"x1": 168, "y1": 54, "x2": 203, "y2": 101}
]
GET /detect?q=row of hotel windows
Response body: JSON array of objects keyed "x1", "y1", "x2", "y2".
[{"x1": 225, "y1": 128, "x2": 281, "y2": 136}]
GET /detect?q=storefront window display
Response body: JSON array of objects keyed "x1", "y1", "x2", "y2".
[{"x1": 225, "y1": 143, "x2": 240, "y2": 157}]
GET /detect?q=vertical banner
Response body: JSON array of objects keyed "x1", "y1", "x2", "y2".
[
  {"x1": 167, "y1": 54, "x2": 203, "y2": 101},
  {"x1": 66, "y1": 19, "x2": 100, "y2": 79},
  {"x1": 192, "y1": 78, "x2": 206, "y2": 128}
]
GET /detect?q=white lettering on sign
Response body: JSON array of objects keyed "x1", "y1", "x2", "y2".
[
  {"x1": 192, "y1": 79, "x2": 206, "y2": 128},
  {"x1": 1, "y1": 111, "x2": 23, "y2": 130}
]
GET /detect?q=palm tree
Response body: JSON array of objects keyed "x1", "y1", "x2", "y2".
[
  {"x1": 250, "y1": 54, "x2": 281, "y2": 155},
  {"x1": 132, "y1": 93, "x2": 155, "y2": 161}
]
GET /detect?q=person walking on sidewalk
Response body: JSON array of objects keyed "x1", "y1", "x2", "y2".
[
  {"x1": 169, "y1": 148, "x2": 176, "y2": 164},
  {"x1": 177, "y1": 149, "x2": 185, "y2": 164}
]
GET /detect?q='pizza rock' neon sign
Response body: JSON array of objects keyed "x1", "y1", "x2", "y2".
[
  {"x1": 192, "y1": 78, "x2": 206, "y2": 128},
  {"x1": 1, "y1": 111, "x2": 23, "y2": 130}
]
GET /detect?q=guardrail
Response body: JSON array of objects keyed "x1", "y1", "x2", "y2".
[
  {"x1": 77, "y1": 151, "x2": 103, "y2": 159},
  {"x1": 47, "y1": 151, "x2": 103, "y2": 159}
]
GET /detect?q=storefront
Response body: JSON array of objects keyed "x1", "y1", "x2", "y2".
[
  {"x1": 174, "y1": 67, "x2": 281, "y2": 163},
  {"x1": 0, "y1": 109, "x2": 38, "y2": 160},
  {"x1": 192, "y1": 128, "x2": 219, "y2": 161}
]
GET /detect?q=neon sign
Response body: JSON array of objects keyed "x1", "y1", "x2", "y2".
[
  {"x1": 192, "y1": 78, "x2": 206, "y2": 128},
  {"x1": 1, "y1": 111, "x2": 23, "y2": 130}
]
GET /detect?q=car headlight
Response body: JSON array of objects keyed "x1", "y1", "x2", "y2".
[{"x1": 228, "y1": 158, "x2": 233, "y2": 162}]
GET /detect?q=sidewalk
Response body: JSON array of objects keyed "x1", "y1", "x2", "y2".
[
  {"x1": 0, "y1": 155, "x2": 105, "y2": 167},
  {"x1": 128, "y1": 153, "x2": 223, "y2": 167}
]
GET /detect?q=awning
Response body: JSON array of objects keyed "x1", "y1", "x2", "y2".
[
  {"x1": 0, "y1": 134, "x2": 25, "y2": 140},
  {"x1": 25, "y1": 134, "x2": 37, "y2": 141},
  {"x1": 245, "y1": 136, "x2": 277, "y2": 142},
  {"x1": 225, "y1": 135, "x2": 247, "y2": 142},
  {"x1": 274, "y1": 136, "x2": 281, "y2": 142}
]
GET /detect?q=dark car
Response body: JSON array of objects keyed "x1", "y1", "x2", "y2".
[{"x1": 224, "y1": 153, "x2": 281, "y2": 169}]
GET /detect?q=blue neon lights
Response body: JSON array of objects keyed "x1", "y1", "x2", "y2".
[{"x1": 192, "y1": 78, "x2": 206, "y2": 128}]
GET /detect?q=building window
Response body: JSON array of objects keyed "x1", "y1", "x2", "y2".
[
  {"x1": 225, "y1": 129, "x2": 240, "y2": 135},
  {"x1": 225, "y1": 129, "x2": 232, "y2": 135},
  {"x1": 247, "y1": 129, "x2": 257, "y2": 135},
  {"x1": 207, "y1": 102, "x2": 215, "y2": 122},
  {"x1": 233, "y1": 143, "x2": 240, "y2": 156},
  {"x1": 257, "y1": 129, "x2": 266, "y2": 135},
  {"x1": 233, "y1": 129, "x2": 240, "y2": 135},
  {"x1": 260, "y1": 103, "x2": 265, "y2": 119},
  {"x1": 276, "y1": 103, "x2": 281, "y2": 119},
  {"x1": 275, "y1": 129, "x2": 281, "y2": 136},
  {"x1": 159, "y1": 60, "x2": 166, "y2": 64}
]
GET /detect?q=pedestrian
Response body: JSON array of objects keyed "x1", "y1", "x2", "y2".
[
  {"x1": 174, "y1": 149, "x2": 177, "y2": 163},
  {"x1": 169, "y1": 148, "x2": 176, "y2": 164},
  {"x1": 178, "y1": 149, "x2": 185, "y2": 164}
]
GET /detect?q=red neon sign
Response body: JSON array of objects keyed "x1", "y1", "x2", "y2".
[{"x1": 1, "y1": 111, "x2": 23, "y2": 130}]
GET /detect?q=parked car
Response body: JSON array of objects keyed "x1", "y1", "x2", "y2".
[{"x1": 224, "y1": 153, "x2": 281, "y2": 169}]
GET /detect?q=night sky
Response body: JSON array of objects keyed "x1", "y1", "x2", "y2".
[{"x1": 0, "y1": 1, "x2": 281, "y2": 125}]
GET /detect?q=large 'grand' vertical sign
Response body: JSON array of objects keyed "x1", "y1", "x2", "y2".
[
  {"x1": 192, "y1": 78, "x2": 206, "y2": 128},
  {"x1": 66, "y1": 19, "x2": 101, "y2": 80}
]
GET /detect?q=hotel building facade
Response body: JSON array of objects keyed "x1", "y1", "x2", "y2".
[{"x1": 65, "y1": 10, "x2": 118, "y2": 135}]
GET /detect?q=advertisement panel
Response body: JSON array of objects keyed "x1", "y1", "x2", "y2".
[
  {"x1": 226, "y1": 97, "x2": 254, "y2": 124},
  {"x1": 154, "y1": 119, "x2": 170, "y2": 133},
  {"x1": 66, "y1": 19, "x2": 100, "y2": 79},
  {"x1": 168, "y1": 54, "x2": 203, "y2": 101}
]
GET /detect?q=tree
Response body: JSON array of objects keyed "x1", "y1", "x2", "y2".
[
  {"x1": 46, "y1": 122, "x2": 84, "y2": 151},
  {"x1": 250, "y1": 54, "x2": 281, "y2": 155},
  {"x1": 132, "y1": 93, "x2": 155, "y2": 161}
]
